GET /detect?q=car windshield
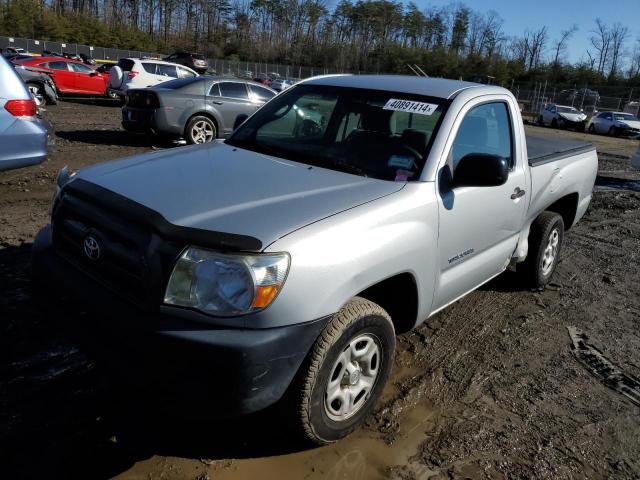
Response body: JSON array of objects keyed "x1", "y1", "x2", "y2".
[
  {"x1": 557, "y1": 106, "x2": 579, "y2": 113},
  {"x1": 227, "y1": 84, "x2": 446, "y2": 181},
  {"x1": 613, "y1": 113, "x2": 638, "y2": 121}
]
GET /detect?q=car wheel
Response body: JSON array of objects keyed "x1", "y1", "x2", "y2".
[
  {"x1": 185, "y1": 115, "x2": 216, "y2": 144},
  {"x1": 292, "y1": 297, "x2": 395, "y2": 445},
  {"x1": 106, "y1": 89, "x2": 119, "y2": 100},
  {"x1": 520, "y1": 211, "x2": 564, "y2": 289},
  {"x1": 588, "y1": 124, "x2": 596, "y2": 134}
]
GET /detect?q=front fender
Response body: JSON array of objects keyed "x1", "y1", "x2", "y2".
[{"x1": 262, "y1": 183, "x2": 439, "y2": 329}]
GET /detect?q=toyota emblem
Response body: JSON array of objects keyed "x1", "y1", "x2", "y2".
[{"x1": 83, "y1": 235, "x2": 101, "y2": 261}]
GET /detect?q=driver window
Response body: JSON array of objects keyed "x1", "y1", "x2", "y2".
[
  {"x1": 256, "y1": 94, "x2": 334, "y2": 140},
  {"x1": 451, "y1": 102, "x2": 513, "y2": 170}
]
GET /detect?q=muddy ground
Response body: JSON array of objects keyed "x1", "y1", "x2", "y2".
[{"x1": 1, "y1": 100, "x2": 639, "y2": 479}]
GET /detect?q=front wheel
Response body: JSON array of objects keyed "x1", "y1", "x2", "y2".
[
  {"x1": 588, "y1": 123, "x2": 596, "y2": 134},
  {"x1": 519, "y1": 211, "x2": 564, "y2": 289},
  {"x1": 185, "y1": 115, "x2": 216, "y2": 144},
  {"x1": 26, "y1": 83, "x2": 45, "y2": 106},
  {"x1": 293, "y1": 297, "x2": 395, "y2": 445}
]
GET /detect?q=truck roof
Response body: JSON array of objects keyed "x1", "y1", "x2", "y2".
[{"x1": 301, "y1": 74, "x2": 498, "y2": 100}]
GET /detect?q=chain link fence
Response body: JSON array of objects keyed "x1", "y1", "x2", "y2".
[
  {"x1": 0, "y1": 35, "x2": 160, "y2": 62},
  {"x1": 2, "y1": 34, "x2": 639, "y2": 117},
  {"x1": 509, "y1": 81, "x2": 640, "y2": 121}
]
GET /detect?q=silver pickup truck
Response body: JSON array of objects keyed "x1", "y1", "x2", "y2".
[{"x1": 33, "y1": 75, "x2": 597, "y2": 444}]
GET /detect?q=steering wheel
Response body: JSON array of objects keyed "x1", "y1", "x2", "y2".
[{"x1": 297, "y1": 119, "x2": 323, "y2": 138}]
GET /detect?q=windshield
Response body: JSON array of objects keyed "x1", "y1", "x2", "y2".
[
  {"x1": 613, "y1": 113, "x2": 638, "y2": 121},
  {"x1": 227, "y1": 84, "x2": 446, "y2": 181},
  {"x1": 557, "y1": 106, "x2": 579, "y2": 113}
]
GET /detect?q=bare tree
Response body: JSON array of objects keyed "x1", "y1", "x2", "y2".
[
  {"x1": 590, "y1": 18, "x2": 611, "y2": 75},
  {"x1": 523, "y1": 26, "x2": 547, "y2": 71},
  {"x1": 552, "y1": 24, "x2": 577, "y2": 67},
  {"x1": 607, "y1": 22, "x2": 629, "y2": 80}
]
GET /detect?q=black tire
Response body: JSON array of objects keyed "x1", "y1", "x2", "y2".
[
  {"x1": 588, "y1": 123, "x2": 596, "y2": 134},
  {"x1": 520, "y1": 212, "x2": 564, "y2": 289},
  {"x1": 293, "y1": 297, "x2": 395, "y2": 445},
  {"x1": 551, "y1": 118, "x2": 558, "y2": 128},
  {"x1": 185, "y1": 115, "x2": 217, "y2": 144}
]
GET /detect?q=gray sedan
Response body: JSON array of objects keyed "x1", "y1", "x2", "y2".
[
  {"x1": 121, "y1": 76, "x2": 276, "y2": 144},
  {"x1": 0, "y1": 56, "x2": 48, "y2": 171}
]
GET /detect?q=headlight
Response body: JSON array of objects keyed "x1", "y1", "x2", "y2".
[
  {"x1": 50, "y1": 166, "x2": 76, "y2": 216},
  {"x1": 164, "y1": 247, "x2": 290, "y2": 316}
]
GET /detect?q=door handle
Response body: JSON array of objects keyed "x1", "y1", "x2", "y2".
[
  {"x1": 511, "y1": 187, "x2": 526, "y2": 200},
  {"x1": 211, "y1": 100, "x2": 223, "y2": 105}
]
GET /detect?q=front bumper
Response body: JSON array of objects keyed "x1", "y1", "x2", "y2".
[{"x1": 32, "y1": 225, "x2": 328, "y2": 417}]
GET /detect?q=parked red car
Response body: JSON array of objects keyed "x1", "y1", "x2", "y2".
[{"x1": 15, "y1": 57, "x2": 109, "y2": 96}]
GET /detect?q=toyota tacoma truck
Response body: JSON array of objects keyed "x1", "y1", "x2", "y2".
[{"x1": 33, "y1": 75, "x2": 597, "y2": 444}]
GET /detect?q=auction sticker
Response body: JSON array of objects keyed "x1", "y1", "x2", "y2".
[{"x1": 383, "y1": 99, "x2": 438, "y2": 116}]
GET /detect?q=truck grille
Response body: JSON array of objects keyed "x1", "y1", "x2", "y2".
[{"x1": 51, "y1": 188, "x2": 182, "y2": 310}]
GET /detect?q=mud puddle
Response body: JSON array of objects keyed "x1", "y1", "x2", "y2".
[{"x1": 114, "y1": 398, "x2": 436, "y2": 480}]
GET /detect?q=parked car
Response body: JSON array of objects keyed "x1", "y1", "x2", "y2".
[
  {"x1": 33, "y1": 75, "x2": 597, "y2": 444},
  {"x1": 587, "y1": 111, "x2": 640, "y2": 137},
  {"x1": 95, "y1": 63, "x2": 114, "y2": 74},
  {"x1": 632, "y1": 149, "x2": 640, "y2": 169},
  {"x1": 122, "y1": 76, "x2": 276, "y2": 143},
  {"x1": 538, "y1": 104, "x2": 587, "y2": 131},
  {"x1": 79, "y1": 53, "x2": 97, "y2": 66},
  {"x1": 241, "y1": 70, "x2": 253, "y2": 78},
  {"x1": 5, "y1": 53, "x2": 32, "y2": 62},
  {"x1": 253, "y1": 73, "x2": 273, "y2": 86},
  {"x1": 108, "y1": 58, "x2": 198, "y2": 99},
  {"x1": 15, "y1": 57, "x2": 110, "y2": 96},
  {"x1": 163, "y1": 52, "x2": 208, "y2": 74},
  {"x1": 559, "y1": 88, "x2": 601, "y2": 105},
  {"x1": 63, "y1": 52, "x2": 82, "y2": 61},
  {"x1": 0, "y1": 56, "x2": 47, "y2": 171},
  {"x1": 4, "y1": 47, "x2": 27, "y2": 55},
  {"x1": 13, "y1": 64, "x2": 58, "y2": 105},
  {"x1": 42, "y1": 50, "x2": 65, "y2": 58},
  {"x1": 270, "y1": 78, "x2": 296, "y2": 92}
]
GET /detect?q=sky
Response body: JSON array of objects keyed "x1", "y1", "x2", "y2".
[{"x1": 413, "y1": 0, "x2": 640, "y2": 64}]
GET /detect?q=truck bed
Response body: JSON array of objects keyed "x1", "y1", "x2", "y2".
[{"x1": 526, "y1": 135, "x2": 595, "y2": 167}]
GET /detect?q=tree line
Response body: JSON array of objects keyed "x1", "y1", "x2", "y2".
[{"x1": 1, "y1": 0, "x2": 640, "y2": 87}]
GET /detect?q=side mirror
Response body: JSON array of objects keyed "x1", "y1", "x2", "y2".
[
  {"x1": 89, "y1": 72, "x2": 97, "y2": 77},
  {"x1": 233, "y1": 113, "x2": 249, "y2": 131},
  {"x1": 454, "y1": 154, "x2": 509, "y2": 187}
]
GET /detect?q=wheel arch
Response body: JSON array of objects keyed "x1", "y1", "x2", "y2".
[
  {"x1": 545, "y1": 192, "x2": 579, "y2": 231},
  {"x1": 354, "y1": 272, "x2": 419, "y2": 334},
  {"x1": 185, "y1": 111, "x2": 221, "y2": 138}
]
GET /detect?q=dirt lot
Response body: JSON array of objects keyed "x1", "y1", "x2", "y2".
[{"x1": 1, "y1": 100, "x2": 639, "y2": 479}]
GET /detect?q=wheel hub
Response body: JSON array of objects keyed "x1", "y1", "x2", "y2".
[{"x1": 324, "y1": 333, "x2": 381, "y2": 421}]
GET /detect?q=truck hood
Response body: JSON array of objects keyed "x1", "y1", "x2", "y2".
[{"x1": 75, "y1": 142, "x2": 404, "y2": 249}]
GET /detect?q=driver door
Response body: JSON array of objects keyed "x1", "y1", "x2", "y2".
[
  {"x1": 432, "y1": 99, "x2": 528, "y2": 311},
  {"x1": 216, "y1": 82, "x2": 256, "y2": 135}
]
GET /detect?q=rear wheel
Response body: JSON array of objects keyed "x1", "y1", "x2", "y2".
[
  {"x1": 292, "y1": 297, "x2": 395, "y2": 445},
  {"x1": 520, "y1": 212, "x2": 564, "y2": 289},
  {"x1": 185, "y1": 115, "x2": 216, "y2": 144}
]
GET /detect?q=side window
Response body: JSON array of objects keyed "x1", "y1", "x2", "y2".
[
  {"x1": 336, "y1": 112, "x2": 361, "y2": 141},
  {"x1": 209, "y1": 83, "x2": 221, "y2": 96},
  {"x1": 256, "y1": 94, "x2": 334, "y2": 141},
  {"x1": 219, "y1": 82, "x2": 249, "y2": 99},
  {"x1": 178, "y1": 67, "x2": 196, "y2": 78},
  {"x1": 249, "y1": 85, "x2": 276, "y2": 102},
  {"x1": 47, "y1": 61, "x2": 69, "y2": 71},
  {"x1": 605, "y1": 113, "x2": 613, "y2": 120},
  {"x1": 157, "y1": 64, "x2": 177, "y2": 77},
  {"x1": 142, "y1": 63, "x2": 157, "y2": 74},
  {"x1": 451, "y1": 102, "x2": 513, "y2": 170},
  {"x1": 69, "y1": 63, "x2": 93, "y2": 73}
]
